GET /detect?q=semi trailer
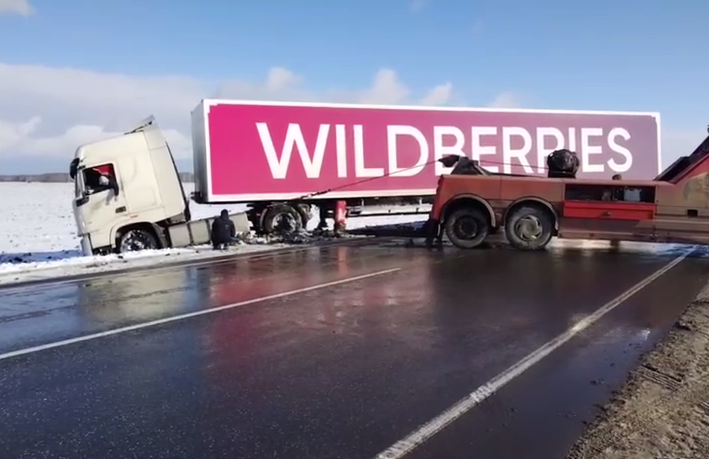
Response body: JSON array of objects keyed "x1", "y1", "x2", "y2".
[{"x1": 69, "y1": 99, "x2": 661, "y2": 255}]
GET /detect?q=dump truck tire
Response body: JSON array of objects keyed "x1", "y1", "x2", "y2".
[
  {"x1": 444, "y1": 207, "x2": 490, "y2": 249},
  {"x1": 505, "y1": 205, "x2": 554, "y2": 250}
]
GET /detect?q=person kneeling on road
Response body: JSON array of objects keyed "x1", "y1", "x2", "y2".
[{"x1": 211, "y1": 209, "x2": 237, "y2": 250}]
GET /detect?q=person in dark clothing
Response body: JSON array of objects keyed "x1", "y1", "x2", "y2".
[{"x1": 211, "y1": 209, "x2": 236, "y2": 250}]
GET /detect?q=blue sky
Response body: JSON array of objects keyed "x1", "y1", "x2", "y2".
[{"x1": 0, "y1": 0, "x2": 706, "y2": 174}]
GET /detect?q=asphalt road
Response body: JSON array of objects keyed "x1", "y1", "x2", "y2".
[{"x1": 1, "y1": 239, "x2": 708, "y2": 459}]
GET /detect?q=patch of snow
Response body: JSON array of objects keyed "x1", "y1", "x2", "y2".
[
  {"x1": 0, "y1": 243, "x2": 292, "y2": 286},
  {"x1": 0, "y1": 247, "x2": 191, "y2": 274},
  {"x1": 0, "y1": 182, "x2": 81, "y2": 264},
  {"x1": 0, "y1": 182, "x2": 425, "y2": 285},
  {"x1": 0, "y1": 182, "x2": 255, "y2": 266}
]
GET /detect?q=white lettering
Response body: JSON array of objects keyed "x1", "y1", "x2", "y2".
[
  {"x1": 387, "y1": 125, "x2": 428, "y2": 177},
  {"x1": 471, "y1": 127, "x2": 499, "y2": 173},
  {"x1": 580, "y1": 128, "x2": 604, "y2": 173},
  {"x1": 257, "y1": 123, "x2": 329, "y2": 179},
  {"x1": 335, "y1": 124, "x2": 348, "y2": 178},
  {"x1": 607, "y1": 127, "x2": 632, "y2": 173},
  {"x1": 433, "y1": 126, "x2": 465, "y2": 175},
  {"x1": 257, "y1": 122, "x2": 638, "y2": 180},
  {"x1": 502, "y1": 127, "x2": 533, "y2": 174},
  {"x1": 536, "y1": 127, "x2": 564, "y2": 173},
  {"x1": 567, "y1": 128, "x2": 577, "y2": 152},
  {"x1": 354, "y1": 125, "x2": 384, "y2": 177}
]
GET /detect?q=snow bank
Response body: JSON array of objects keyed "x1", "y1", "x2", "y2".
[
  {"x1": 0, "y1": 182, "x2": 250, "y2": 264},
  {"x1": 0, "y1": 182, "x2": 425, "y2": 285}
]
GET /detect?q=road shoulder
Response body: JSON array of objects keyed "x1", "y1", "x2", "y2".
[{"x1": 567, "y1": 282, "x2": 709, "y2": 459}]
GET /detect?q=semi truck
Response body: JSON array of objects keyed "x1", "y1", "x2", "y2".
[
  {"x1": 424, "y1": 127, "x2": 709, "y2": 250},
  {"x1": 69, "y1": 99, "x2": 661, "y2": 255}
]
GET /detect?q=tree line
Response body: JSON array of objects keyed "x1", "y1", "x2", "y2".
[{"x1": 0, "y1": 172, "x2": 195, "y2": 183}]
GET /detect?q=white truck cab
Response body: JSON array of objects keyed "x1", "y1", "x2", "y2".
[{"x1": 70, "y1": 117, "x2": 191, "y2": 255}]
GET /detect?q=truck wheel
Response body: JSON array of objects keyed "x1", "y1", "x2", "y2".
[
  {"x1": 444, "y1": 207, "x2": 490, "y2": 249},
  {"x1": 505, "y1": 205, "x2": 554, "y2": 250},
  {"x1": 119, "y1": 228, "x2": 159, "y2": 253},
  {"x1": 262, "y1": 204, "x2": 303, "y2": 234}
]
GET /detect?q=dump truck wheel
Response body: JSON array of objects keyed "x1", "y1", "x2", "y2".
[
  {"x1": 262, "y1": 204, "x2": 303, "y2": 235},
  {"x1": 505, "y1": 205, "x2": 554, "y2": 250},
  {"x1": 445, "y1": 207, "x2": 490, "y2": 249},
  {"x1": 118, "y1": 228, "x2": 159, "y2": 253}
]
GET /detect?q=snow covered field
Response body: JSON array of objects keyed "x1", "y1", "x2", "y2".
[{"x1": 0, "y1": 182, "x2": 425, "y2": 285}]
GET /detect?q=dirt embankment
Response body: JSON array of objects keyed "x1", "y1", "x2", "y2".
[{"x1": 567, "y1": 284, "x2": 709, "y2": 459}]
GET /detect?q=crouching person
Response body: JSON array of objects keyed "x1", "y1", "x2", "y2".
[{"x1": 211, "y1": 209, "x2": 237, "y2": 250}]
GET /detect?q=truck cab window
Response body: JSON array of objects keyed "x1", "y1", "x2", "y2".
[{"x1": 82, "y1": 164, "x2": 118, "y2": 196}]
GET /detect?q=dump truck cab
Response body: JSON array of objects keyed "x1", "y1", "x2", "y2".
[{"x1": 70, "y1": 117, "x2": 191, "y2": 255}]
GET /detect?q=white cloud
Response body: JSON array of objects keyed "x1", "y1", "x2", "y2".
[
  {"x1": 0, "y1": 62, "x2": 473, "y2": 162},
  {"x1": 0, "y1": 0, "x2": 33, "y2": 15},
  {"x1": 487, "y1": 91, "x2": 523, "y2": 108},
  {"x1": 420, "y1": 82, "x2": 453, "y2": 106},
  {"x1": 0, "y1": 117, "x2": 190, "y2": 160}
]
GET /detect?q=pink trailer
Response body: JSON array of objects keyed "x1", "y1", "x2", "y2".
[{"x1": 190, "y1": 99, "x2": 661, "y2": 233}]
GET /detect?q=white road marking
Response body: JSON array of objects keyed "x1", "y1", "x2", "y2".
[
  {"x1": 0, "y1": 267, "x2": 401, "y2": 362},
  {"x1": 375, "y1": 251, "x2": 691, "y2": 459}
]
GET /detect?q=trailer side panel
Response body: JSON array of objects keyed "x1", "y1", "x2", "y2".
[{"x1": 198, "y1": 100, "x2": 661, "y2": 203}]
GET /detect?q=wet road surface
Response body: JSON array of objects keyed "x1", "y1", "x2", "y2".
[{"x1": 0, "y1": 239, "x2": 708, "y2": 459}]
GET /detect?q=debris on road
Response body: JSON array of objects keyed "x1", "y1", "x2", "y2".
[{"x1": 567, "y1": 283, "x2": 709, "y2": 459}]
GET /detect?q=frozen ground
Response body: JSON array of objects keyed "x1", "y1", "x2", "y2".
[{"x1": 0, "y1": 182, "x2": 425, "y2": 284}]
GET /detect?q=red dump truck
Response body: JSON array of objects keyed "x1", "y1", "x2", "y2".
[
  {"x1": 69, "y1": 100, "x2": 661, "y2": 254},
  {"x1": 424, "y1": 130, "x2": 709, "y2": 251}
]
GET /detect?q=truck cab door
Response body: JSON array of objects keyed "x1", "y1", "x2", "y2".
[{"x1": 75, "y1": 162, "x2": 128, "y2": 238}]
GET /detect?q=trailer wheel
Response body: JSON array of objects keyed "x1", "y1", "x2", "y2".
[
  {"x1": 262, "y1": 204, "x2": 303, "y2": 234},
  {"x1": 118, "y1": 228, "x2": 159, "y2": 253},
  {"x1": 505, "y1": 205, "x2": 554, "y2": 250},
  {"x1": 444, "y1": 207, "x2": 490, "y2": 249}
]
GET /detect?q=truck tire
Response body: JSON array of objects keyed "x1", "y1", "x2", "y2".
[
  {"x1": 504, "y1": 205, "x2": 554, "y2": 250},
  {"x1": 262, "y1": 203, "x2": 303, "y2": 234},
  {"x1": 119, "y1": 228, "x2": 159, "y2": 253},
  {"x1": 444, "y1": 207, "x2": 490, "y2": 249}
]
